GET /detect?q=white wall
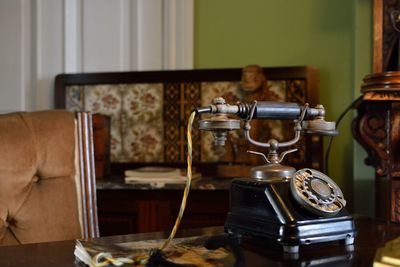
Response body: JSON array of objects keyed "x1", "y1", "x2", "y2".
[
  {"x1": 0, "y1": 0, "x2": 32, "y2": 112},
  {"x1": 0, "y1": 0, "x2": 193, "y2": 112}
]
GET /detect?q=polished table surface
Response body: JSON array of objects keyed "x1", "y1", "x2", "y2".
[{"x1": 1, "y1": 216, "x2": 400, "y2": 267}]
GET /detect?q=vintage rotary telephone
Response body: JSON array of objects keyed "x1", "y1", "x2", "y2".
[{"x1": 195, "y1": 97, "x2": 356, "y2": 253}]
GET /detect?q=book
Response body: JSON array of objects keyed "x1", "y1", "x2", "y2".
[
  {"x1": 374, "y1": 236, "x2": 400, "y2": 267},
  {"x1": 124, "y1": 167, "x2": 182, "y2": 179},
  {"x1": 124, "y1": 166, "x2": 201, "y2": 186},
  {"x1": 74, "y1": 235, "x2": 235, "y2": 267}
]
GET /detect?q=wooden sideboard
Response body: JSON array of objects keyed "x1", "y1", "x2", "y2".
[{"x1": 96, "y1": 179, "x2": 230, "y2": 236}]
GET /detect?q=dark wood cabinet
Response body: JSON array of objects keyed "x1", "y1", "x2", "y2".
[{"x1": 97, "y1": 186, "x2": 230, "y2": 236}]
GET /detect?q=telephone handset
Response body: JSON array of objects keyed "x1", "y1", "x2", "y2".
[
  {"x1": 291, "y1": 168, "x2": 346, "y2": 217},
  {"x1": 195, "y1": 97, "x2": 356, "y2": 253}
]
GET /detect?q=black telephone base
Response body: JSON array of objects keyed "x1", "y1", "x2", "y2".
[{"x1": 224, "y1": 178, "x2": 356, "y2": 253}]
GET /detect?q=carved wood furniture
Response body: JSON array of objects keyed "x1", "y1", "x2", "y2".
[{"x1": 353, "y1": 72, "x2": 400, "y2": 222}]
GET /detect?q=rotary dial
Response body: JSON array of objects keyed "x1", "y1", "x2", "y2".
[{"x1": 290, "y1": 168, "x2": 346, "y2": 216}]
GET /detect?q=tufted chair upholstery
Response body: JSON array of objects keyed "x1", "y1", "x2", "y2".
[{"x1": 0, "y1": 110, "x2": 99, "y2": 246}]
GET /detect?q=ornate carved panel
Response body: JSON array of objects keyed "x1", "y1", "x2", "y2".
[{"x1": 354, "y1": 108, "x2": 388, "y2": 176}]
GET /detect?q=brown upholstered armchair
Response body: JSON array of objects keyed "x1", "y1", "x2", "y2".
[{"x1": 0, "y1": 111, "x2": 99, "y2": 246}]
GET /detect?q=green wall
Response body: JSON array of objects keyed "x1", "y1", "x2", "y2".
[{"x1": 194, "y1": 0, "x2": 373, "y2": 213}]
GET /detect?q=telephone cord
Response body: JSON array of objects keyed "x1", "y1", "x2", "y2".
[{"x1": 91, "y1": 111, "x2": 196, "y2": 266}]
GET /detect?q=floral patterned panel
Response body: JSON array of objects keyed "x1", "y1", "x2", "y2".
[
  {"x1": 84, "y1": 85, "x2": 123, "y2": 161},
  {"x1": 121, "y1": 84, "x2": 164, "y2": 162}
]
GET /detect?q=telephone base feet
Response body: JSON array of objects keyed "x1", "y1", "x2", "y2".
[
  {"x1": 283, "y1": 245, "x2": 299, "y2": 254},
  {"x1": 344, "y1": 236, "x2": 355, "y2": 245}
]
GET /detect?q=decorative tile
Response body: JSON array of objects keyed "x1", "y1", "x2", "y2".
[
  {"x1": 182, "y1": 82, "x2": 202, "y2": 162},
  {"x1": 164, "y1": 83, "x2": 181, "y2": 162},
  {"x1": 66, "y1": 85, "x2": 84, "y2": 111},
  {"x1": 122, "y1": 84, "x2": 164, "y2": 162},
  {"x1": 84, "y1": 85, "x2": 122, "y2": 116},
  {"x1": 124, "y1": 124, "x2": 164, "y2": 162},
  {"x1": 201, "y1": 81, "x2": 242, "y2": 106},
  {"x1": 122, "y1": 84, "x2": 163, "y2": 122},
  {"x1": 83, "y1": 85, "x2": 123, "y2": 162},
  {"x1": 163, "y1": 82, "x2": 202, "y2": 162},
  {"x1": 287, "y1": 80, "x2": 306, "y2": 103},
  {"x1": 268, "y1": 80, "x2": 287, "y2": 101}
]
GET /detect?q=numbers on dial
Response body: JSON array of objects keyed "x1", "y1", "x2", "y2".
[{"x1": 290, "y1": 168, "x2": 346, "y2": 216}]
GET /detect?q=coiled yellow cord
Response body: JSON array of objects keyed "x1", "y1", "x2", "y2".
[{"x1": 92, "y1": 111, "x2": 196, "y2": 266}]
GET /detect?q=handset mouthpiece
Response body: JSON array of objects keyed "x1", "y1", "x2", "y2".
[
  {"x1": 197, "y1": 97, "x2": 241, "y2": 146},
  {"x1": 301, "y1": 105, "x2": 338, "y2": 136}
]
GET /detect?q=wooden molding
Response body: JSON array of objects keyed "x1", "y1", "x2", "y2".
[{"x1": 374, "y1": 0, "x2": 383, "y2": 73}]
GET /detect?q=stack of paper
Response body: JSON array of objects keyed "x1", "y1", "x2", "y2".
[
  {"x1": 124, "y1": 167, "x2": 200, "y2": 186},
  {"x1": 374, "y1": 236, "x2": 400, "y2": 267}
]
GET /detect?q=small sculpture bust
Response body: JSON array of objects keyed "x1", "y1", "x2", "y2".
[{"x1": 241, "y1": 64, "x2": 267, "y2": 92}]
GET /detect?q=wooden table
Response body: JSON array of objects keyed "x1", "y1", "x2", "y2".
[{"x1": 0, "y1": 217, "x2": 399, "y2": 266}]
